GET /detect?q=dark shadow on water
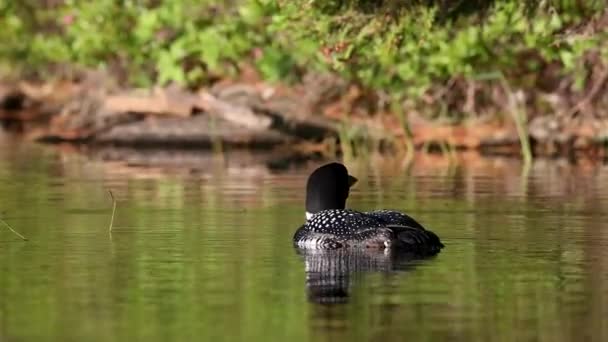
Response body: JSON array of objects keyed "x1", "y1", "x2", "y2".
[{"x1": 295, "y1": 248, "x2": 430, "y2": 304}]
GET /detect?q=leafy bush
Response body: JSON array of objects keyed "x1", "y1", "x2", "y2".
[{"x1": 0, "y1": 0, "x2": 606, "y2": 117}]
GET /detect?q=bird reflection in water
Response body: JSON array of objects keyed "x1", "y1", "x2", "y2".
[{"x1": 295, "y1": 248, "x2": 427, "y2": 304}]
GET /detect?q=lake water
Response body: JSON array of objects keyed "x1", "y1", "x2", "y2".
[{"x1": 1, "y1": 137, "x2": 607, "y2": 341}]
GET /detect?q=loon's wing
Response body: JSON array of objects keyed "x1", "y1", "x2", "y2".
[
  {"x1": 387, "y1": 224, "x2": 444, "y2": 255},
  {"x1": 303, "y1": 210, "x2": 385, "y2": 235},
  {"x1": 364, "y1": 210, "x2": 426, "y2": 229},
  {"x1": 365, "y1": 210, "x2": 444, "y2": 249}
]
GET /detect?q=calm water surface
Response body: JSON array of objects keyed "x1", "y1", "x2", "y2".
[{"x1": 1, "y1": 138, "x2": 607, "y2": 342}]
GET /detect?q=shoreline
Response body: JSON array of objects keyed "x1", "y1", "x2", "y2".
[{"x1": 1, "y1": 76, "x2": 607, "y2": 160}]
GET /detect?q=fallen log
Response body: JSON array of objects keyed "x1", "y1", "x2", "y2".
[
  {"x1": 196, "y1": 91, "x2": 272, "y2": 130},
  {"x1": 95, "y1": 114, "x2": 290, "y2": 148},
  {"x1": 104, "y1": 87, "x2": 194, "y2": 117}
]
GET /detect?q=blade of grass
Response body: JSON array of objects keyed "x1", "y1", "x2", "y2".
[
  {"x1": 0, "y1": 217, "x2": 27, "y2": 241},
  {"x1": 108, "y1": 190, "x2": 117, "y2": 233},
  {"x1": 499, "y1": 75, "x2": 533, "y2": 165}
]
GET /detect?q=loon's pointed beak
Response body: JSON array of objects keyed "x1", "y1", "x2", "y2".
[{"x1": 348, "y1": 175, "x2": 358, "y2": 187}]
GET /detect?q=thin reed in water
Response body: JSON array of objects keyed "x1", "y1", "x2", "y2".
[
  {"x1": 108, "y1": 190, "x2": 117, "y2": 233},
  {"x1": 0, "y1": 217, "x2": 27, "y2": 241}
]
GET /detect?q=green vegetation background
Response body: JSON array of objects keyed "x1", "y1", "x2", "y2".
[{"x1": 0, "y1": 0, "x2": 606, "y2": 117}]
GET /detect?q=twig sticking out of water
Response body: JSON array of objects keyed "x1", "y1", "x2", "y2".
[
  {"x1": 108, "y1": 190, "x2": 117, "y2": 233},
  {"x1": 0, "y1": 217, "x2": 28, "y2": 241}
]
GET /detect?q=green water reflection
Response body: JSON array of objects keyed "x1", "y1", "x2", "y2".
[{"x1": 0, "y1": 140, "x2": 607, "y2": 341}]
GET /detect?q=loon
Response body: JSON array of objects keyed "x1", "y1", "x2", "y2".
[{"x1": 293, "y1": 162, "x2": 444, "y2": 255}]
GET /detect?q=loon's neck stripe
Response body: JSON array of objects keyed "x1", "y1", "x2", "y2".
[{"x1": 306, "y1": 212, "x2": 314, "y2": 220}]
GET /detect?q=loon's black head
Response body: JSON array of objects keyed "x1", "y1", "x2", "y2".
[{"x1": 305, "y1": 162, "x2": 358, "y2": 219}]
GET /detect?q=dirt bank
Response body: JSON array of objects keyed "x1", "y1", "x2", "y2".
[{"x1": 1, "y1": 72, "x2": 607, "y2": 159}]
